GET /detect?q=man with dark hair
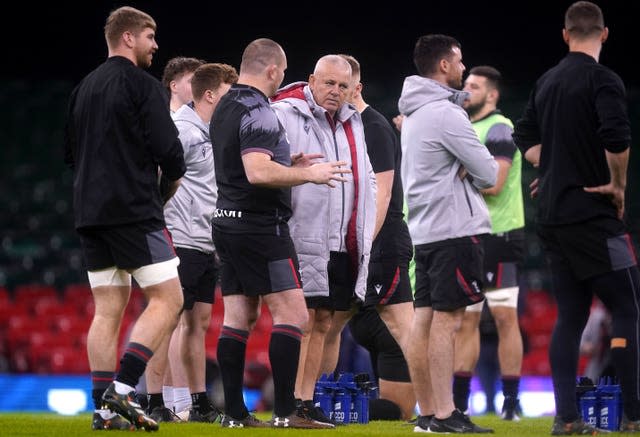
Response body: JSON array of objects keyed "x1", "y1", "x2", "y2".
[
  {"x1": 165, "y1": 63, "x2": 238, "y2": 423},
  {"x1": 211, "y1": 38, "x2": 348, "y2": 429},
  {"x1": 398, "y1": 34, "x2": 497, "y2": 433},
  {"x1": 513, "y1": 1, "x2": 640, "y2": 434},
  {"x1": 64, "y1": 6, "x2": 186, "y2": 431},
  {"x1": 143, "y1": 55, "x2": 206, "y2": 423},
  {"x1": 453, "y1": 65, "x2": 525, "y2": 421},
  {"x1": 162, "y1": 57, "x2": 205, "y2": 113}
]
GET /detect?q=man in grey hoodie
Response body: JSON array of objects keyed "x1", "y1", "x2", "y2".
[
  {"x1": 398, "y1": 34, "x2": 497, "y2": 433},
  {"x1": 164, "y1": 63, "x2": 238, "y2": 422}
]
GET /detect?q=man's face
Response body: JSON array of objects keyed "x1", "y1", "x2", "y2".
[
  {"x1": 463, "y1": 74, "x2": 488, "y2": 117},
  {"x1": 445, "y1": 46, "x2": 465, "y2": 90},
  {"x1": 172, "y1": 71, "x2": 195, "y2": 107},
  {"x1": 133, "y1": 27, "x2": 158, "y2": 69},
  {"x1": 309, "y1": 64, "x2": 351, "y2": 116}
]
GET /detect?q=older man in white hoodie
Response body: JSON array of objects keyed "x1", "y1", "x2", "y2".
[
  {"x1": 271, "y1": 55, "x2": 376, "y2": 425},
  {"x1": 398, "y1": 34, "x2": 497, "y2": 433}
]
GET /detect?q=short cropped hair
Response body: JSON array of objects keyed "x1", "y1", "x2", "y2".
[
  {"x1": 240, "y1": 38, "x2": 284, "y2": 75},
  {"x1": 468, "y1": 65, "x2": 502, "y2": 92},
  {"x1": 565, "y1": 1, "x2": 604, "y2": 40},
  {"x1": 104, "y1": 6, "x2": 156, "y2": 49},
  {"x1": 191, "y1": 63, "x2": 238, "y2": 100},
  {"x1": 413, "y1": 34, "x2": 461, "y2": 77},
  {"x1": 338, "y1": 54, "x2": 361, "y2": 82}
]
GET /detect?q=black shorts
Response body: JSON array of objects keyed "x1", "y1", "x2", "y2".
[
  {"x1": 213, "y1": 228, "x2": 301, "y2": 297},
  {"x1": 537, "y1": 217, "x2": 637, "y2": 281},
  {"x1": 175, "y1": 247, "x2": 218, "y2": 310},
  {"x1": 483, "y1": 229, "x2": 525, "y2": 289},
  {"x1": 77, "y1": 218, "x2": 176, "y2": 271},
  {"x1": 364, "y1": 259, "x2": 413, "y2": 307},
  {"x1": 306, "y1": 252, "x2": 356, "y2": 311},
  {"x1": 413, "y1": 235, "x2": 485, "y2": 311},
  {"x1": 348, "y1": 306, "x2": 410, "y2": 382}
]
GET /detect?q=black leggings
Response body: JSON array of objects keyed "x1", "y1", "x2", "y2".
[{"x1": 549, "y1": 265, "x2": 640, "y2": 421}]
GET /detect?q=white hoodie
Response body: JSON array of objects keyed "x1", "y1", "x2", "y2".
[
  {"x1": 398, "y1": 75, "x2": 497, "y2": 245},
  {"x1": 164, "y1": 103, "x2": 217, "y2": 253}
]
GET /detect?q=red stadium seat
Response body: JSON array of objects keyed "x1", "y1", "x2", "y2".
[
  {"x1": 46, "y1": 346, "x2": 90, "y2": 374},
  {"x1": 13, "y1": 284, "x2": 59, "y2": 306}
]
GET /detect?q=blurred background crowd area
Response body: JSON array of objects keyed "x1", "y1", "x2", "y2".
[{"x1": 0, "y1": 78, "x2": 639, "y2": 383}]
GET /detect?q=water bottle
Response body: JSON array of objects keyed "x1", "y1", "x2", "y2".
[
  {"x1": 576, "y1": 376, "x2": 597, "y2": 425},
  {"x1": 332, "y1": 386, "x2": 351, "y2": 424},
  {"x1": 579, "y1": 389, "x2": 599, "y2": 427},
  {"x1": 334, "y1": 372, "x2": 357, "y2": 424},
  {"x1": 597, "y1": 376, "x2": 622, "y2": 431},
  {"x1": 353, "y1": 373, "x2": 373, "y2": 424},
  {"x1": 313, "y1": 373, "x2": 335, "y2": 421}
]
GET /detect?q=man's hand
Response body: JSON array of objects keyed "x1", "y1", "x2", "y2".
[
  {"x1": 291, "y1": 152, "x2": 324, "y2": 168},
  {"x1": 392, "y1": 114, "x2": 405, "y2": 132},
  {"x1": 308, "y1": 161, "x2": 351, "y2": 187},
  {"x1": 584, "y1": 183, "x2": 625, "y2": 219}
]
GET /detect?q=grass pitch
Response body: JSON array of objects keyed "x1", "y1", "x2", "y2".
[{"x1": 0, "y1": 412, "x2": 566, "y2": 436}]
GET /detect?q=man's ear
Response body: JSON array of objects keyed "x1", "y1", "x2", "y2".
[
  {"x1": 122, "y1": 30, "x2": 135, "y2": 48},
  {"x1": 439, "y1": 58, "x2": 449, "y2": 74}
]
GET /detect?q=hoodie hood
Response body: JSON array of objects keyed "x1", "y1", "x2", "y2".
[
  {"x1": 398, "y1": 75, "x2": 469, "y2": 116},
  {"x1": 172, "y1": 102, "x2": 208, "y2": 137},
  {"x1": 271, "y1": 81, "x2": 307, "y2": 103}
]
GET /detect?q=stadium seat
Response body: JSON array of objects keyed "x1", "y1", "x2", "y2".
[
  {"x1": 52, "y1": 314, "x2": 91, "y2": 339},
  {"x1": 13, "y1": 284, "x2": 59, "y2": 306},
  {"x1": 46, "y1": 346, "x2": 90, "y2": 374}
]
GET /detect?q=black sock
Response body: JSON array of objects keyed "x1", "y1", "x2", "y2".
[
  {"x1": 191, "y1": 392, "x2": 212, "y2": 413},
  {"x1": 453, "y1": 372, "x2": 472, "y2": 412},
  {"x1": 147, "y1": 393, "x2": 164, "y2": 411},
  {"x1": 115, "y1": 342, "x2": 153, "y2": 388},
  {"x1": 502, "y1": 375, "x2": 520, "y2": 399},
  {"x1": 91, "y1": 371, "x2": 113, "y2": 409},
  {"x1": 589, "y1": 267, "x2": 640, "y2": 420},
  {"x1": 270, "y1": 324, "x2": 302, "y2": 417},
  {"x1": 217, "y1": 326, "x2": 249, "y2": 419}
]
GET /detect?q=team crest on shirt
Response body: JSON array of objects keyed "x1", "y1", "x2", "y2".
[{"x1": 486, "y1": 272, "x2": 494, "y2": 282}]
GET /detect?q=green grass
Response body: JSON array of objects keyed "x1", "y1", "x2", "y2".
[
  {"x1": 0, "y1": 412, "x2": 633, "y2": 435},
  {"x1": 0, "y1": 412, "x2": 565, "y2": 436}
]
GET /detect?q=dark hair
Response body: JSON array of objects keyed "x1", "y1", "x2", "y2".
[
  {"x1": 565, "y1": 1, "x2": 604, "y2": 39},
  {"x1": 413, "y1": 34, "x2": 461, "y2": 77},
  {"x1": 191, "y1": 63, "x2": 238, "y2": 100},
  {"x1": 161, "y1": 57, "x2": 205, "y2": 91},
  {"x1": 468, "y1": 65, "x2": 502, "y2": 92}
]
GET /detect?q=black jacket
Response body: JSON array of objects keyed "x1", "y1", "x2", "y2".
[{"x1": 64, "y1": 56, "x2": 185, "y2": 228}]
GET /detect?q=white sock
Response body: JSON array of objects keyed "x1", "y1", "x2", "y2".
[
  {"x1": 113, "y1": 381, "x2": 135, "y2": 396},
  {"x1": 97, "y1": 408, "x2": 118, "y2": 419},
  {"x1": 173, "y1": 387, "x2": 192, "y2": 414},
  {"x1": 162, "y1": 385, "x2": 174, "y2": 411}
]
